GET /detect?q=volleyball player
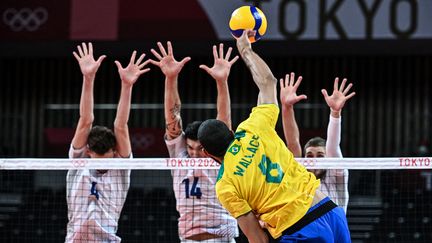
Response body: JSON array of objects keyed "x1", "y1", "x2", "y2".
[
  {"x1": 66, "y1": 42, "x2": 150, "y2": 242},
  {"x1": 197, "y1": 30, "x2": 351, "y2": 242},
  {"x1": 280, "y1": 73, "x2": 355, "y2": 213},
  {"x1": 149, "y1": 41, "x2": 239, "y2": 242}
]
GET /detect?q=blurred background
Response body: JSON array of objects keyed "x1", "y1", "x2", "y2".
[{"x1": 0, "y1": 0, "x2": 431, "y2": 242}]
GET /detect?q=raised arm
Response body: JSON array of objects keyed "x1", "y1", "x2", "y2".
[
  {"x1": 71, "y1": 42, "x2": 106, "y2": 149},
  {"x1": 321, "y1": 77, "x2": 355, "y2": 157},
  {"x1": 236, "y1": 30, "x2": 277, "y2": 105},
  {"x1": 199, "y1": 43, "x2": 239, "y2": 130},
  {"x1": 114, "y1": 51, "x2": 150, "y2": 158},
  {"x1": 149, "y1": 41, "x2": 191, "y2": 140},
  {"x1": 280, "y1": 72, "x2": 307, "y2": 157}
]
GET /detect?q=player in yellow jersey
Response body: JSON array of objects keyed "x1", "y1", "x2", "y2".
[{"x1": 197, "y1": 30, "x2": 351, "y2": 243}]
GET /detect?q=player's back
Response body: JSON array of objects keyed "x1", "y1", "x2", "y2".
[{"x1": 216, "y1": 104, "x2": 320, "y2": 238}]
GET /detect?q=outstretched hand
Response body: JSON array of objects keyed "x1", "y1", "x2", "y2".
[
  {"x1": 115, "y1": 51, "x2": 150, "y2": 86},
  {"x1": 73, "y1": 42, "x2": 106, "y2": 78},
  {"x1": 321, "y1": 77, "x2": 356, "y2": 112},
  {"x1": 279, "y1": 72, "x2": 307, "y2": 106},
  {"x1": 236, "y1": 29, "x2": 255, "y2": 55},
  {"x1": 199, "y1": 43, "x2": 239, "y2": 82},
  {"x1": 149, "y1": 41, "x2": 191, "y2": 79}
]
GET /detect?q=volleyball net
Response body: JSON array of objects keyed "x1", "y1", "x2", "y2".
[{"x1": 0, "y1": 157, "x2": 431, "y2": 243}]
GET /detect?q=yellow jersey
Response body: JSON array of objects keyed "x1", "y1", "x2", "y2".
[{"x1": 215, "y1": 104, "x2": 320, "y2": 238}]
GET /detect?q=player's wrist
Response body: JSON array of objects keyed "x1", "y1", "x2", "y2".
[
  {"x1": 330, "y1": 108, "x2": 341, "y2": 118},
  {"x1": 282, "y1": 103, "x2": 294, "y2": 109},
  {"x1": 238, "y1": 45, "x2": 252, "y2": 57},
  {"x1": 84, "y1": 72, "x2": 95, "y2": 77},
  {"x1": 215, "y1": 78, "x2": 229, "y2": 86}
]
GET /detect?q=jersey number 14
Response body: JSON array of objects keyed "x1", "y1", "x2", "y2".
[{"x1": 182, "y1": 177, "x2": 202, "y2": 199}]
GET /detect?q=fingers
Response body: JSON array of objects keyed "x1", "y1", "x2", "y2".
[
  {"x1": 157, "y1": 42, "x2": 168, "y2": 57},
  {"x1": 212, "y1": 45, "x2": 218, "y2": 60},
  {"x1": 342, "y1": 83, "x2": 353, "y2": 95},
  {"x1": 297, "y1": 94, "x2": 307, "y2": 101},
  {"x1": 180, "y1": 57, "x2": 191, "y2": 66},
  {"x1": 239, "y1": 29, "x2": 254, "y2": 43},
  {"x1": 138, "y1": 59, "x2": 151, "y2": 69},
  {"x1": 72, "y1": 52, "x2": 80, "y2": 61},
  {"x1": 114, "y1": 60, "x2": 123, "y2": 70},
  {"x1": 225, "y1": 47, "x2": 232, "y2": 60},
  {"x1": 129, "y1": 50, "x2": 137, "y2": 65},
  {"x1": 212, "y1": 44, "x2": 238, "y2": 64},
  {"x1": 219, "y1": 43, "x2": 224, "y2": 59},
  {"x1": 151, "y1": 48, "x2": 163, "y2": 60},
  {"x1": 148, "y1": 59, "x2": 161, "y2": 67},
  {"x1": 334, "y1": 77, "x2": 339, "y2": 91},
  {"x1": 346, "y1": 92, "x2": 356, "y2": 100},
  {"x1": 244, "y1": 29, "x2": 256, "y2": 38},
  {"x1": 167, "y1": 41, "x2": 173, "y2": 56},
  {"x1": 82, "y1": 42, "x2": 88, "y2": 55},
  {"x1": 229, "y1": 55, "x2": 239, "y2": 65},
  {"x1": 294, "y1": 76, "x2": 303, "y2": 89},
  {"x1": 283, "y1": 74, "x2": 289, "y2": 87},
  {"x1": 281, "y1": 73, "x2": 302, "y2": 87},
  {"x1": 139, "y1": 68, "x2": 151, "y2": 75},
  {"x1": 289, "y1": 72, "x2": 295, "y2": 86},
  {"x1": 279, "y1": 78, "x2": 284, "y2": 90},
  {"x1": 321, "y1": 89, "x2": 329, "y2": 99},
  {"x1": 339, "y1": 78, "x2": 347, "y2": 92},
  {"x1": 88, "y1": 42, "x2": 93, "y2": 55},
  {"x1": 135, "y1": 53, "x2": 146, "y2": 65},
  {"x1": 77, "y1": 45, "x2": 84, "y2": 57},
  {"x1": 199, "y1": 64, "x2": 211, "y2": 73},
  {"x1": 96, "y1": 55, "x2": 106, "y2": 64}
]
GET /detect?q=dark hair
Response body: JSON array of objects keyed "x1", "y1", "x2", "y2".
[
  {"x1": 184, "y1": 121, "x2": 202, "y2": 140},
  {"x1": 197, "y1": 119, "x2": 234, "y2": 157},
  {"x1": 304, "y1": 137, "x2": 326, "y2": 151},
  {"x1": 87, "y1": 126, "x2": 116, "y2": 155}
]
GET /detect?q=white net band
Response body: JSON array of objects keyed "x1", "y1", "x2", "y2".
[{"x1": 1, "y1": 157, "x2": 431, "y2": 170}]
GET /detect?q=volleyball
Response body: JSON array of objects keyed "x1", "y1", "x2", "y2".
[{"x1": 229, "y1": 6, "x2": 268, "y2": 43}]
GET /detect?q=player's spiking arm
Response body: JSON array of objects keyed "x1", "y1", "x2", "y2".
[
  {"x1": 114, "y1": 51, "x2": 151, "y2": 157},
  {"x1": 149, "y1": 41, "x2": 191, "y2": 140},
  {"x1": 199, "y1": 43, "x2": 239, "y2": 129},
  {"x1": 234, "y1": 29, "x2": 279, "y2": 243},
  {"x1": 237, "y1": 30, "x2": 278, "y2": 106},
  {"x1": 71, "y1": 42, "x2": 106, "y2": 150},
  {"x1": 280, "y1": 72, "x2": 307, "y2": 157}
]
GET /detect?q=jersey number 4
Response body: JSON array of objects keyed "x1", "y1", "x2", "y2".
[{"x1": 182, "y1": 177, "x2": 202, "y2": 199}]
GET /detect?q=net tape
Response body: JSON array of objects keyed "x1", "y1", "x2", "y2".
[{"x1": 1, "y1": 157, "x2": 431, "y2": 170}]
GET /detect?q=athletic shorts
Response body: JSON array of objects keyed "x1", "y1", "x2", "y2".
[
  {"x1": 181, "y1": 238, "x2": 235, "y2": 243},
  {"x1": 279, "y1": 197, "x2": 351, "y2": 243}
]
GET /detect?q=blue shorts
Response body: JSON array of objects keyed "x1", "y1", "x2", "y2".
[{"x1": 279, "y1": 197, "x2": 351, "y2": 243}]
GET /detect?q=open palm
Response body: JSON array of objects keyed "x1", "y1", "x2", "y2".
[
  {"x1": 322, "y1": 78, "x2": 356, "y2": 112},
  {"x1": 73, "y1": 42, "x2": 106, "y2": 78},
  {"x1": 280, "y1": 72, "x2": 307, "y2": 106},
  {"x1": 115, "y1": 51, "x2": 150, "y2": 86},
  {"x1": 149, "y1": 41, "x2": 190, "y2": 79},
  {"x1": 199, "y1": 44, "x2": 239, "y2": 82}
]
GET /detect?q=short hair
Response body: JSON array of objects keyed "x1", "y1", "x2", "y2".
[
  {"x1": 198, "y1": 119, "x2": 234, "y2": 157},
  {"x1": 184, "y1": 121, "x2": 202, "y2": 141},
  {"x1": 304, "y1": 137, "x2": 326, "y2": 151},
  {"x1": 87, "y1": 126, "x2": 116, "y2": 155}
]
